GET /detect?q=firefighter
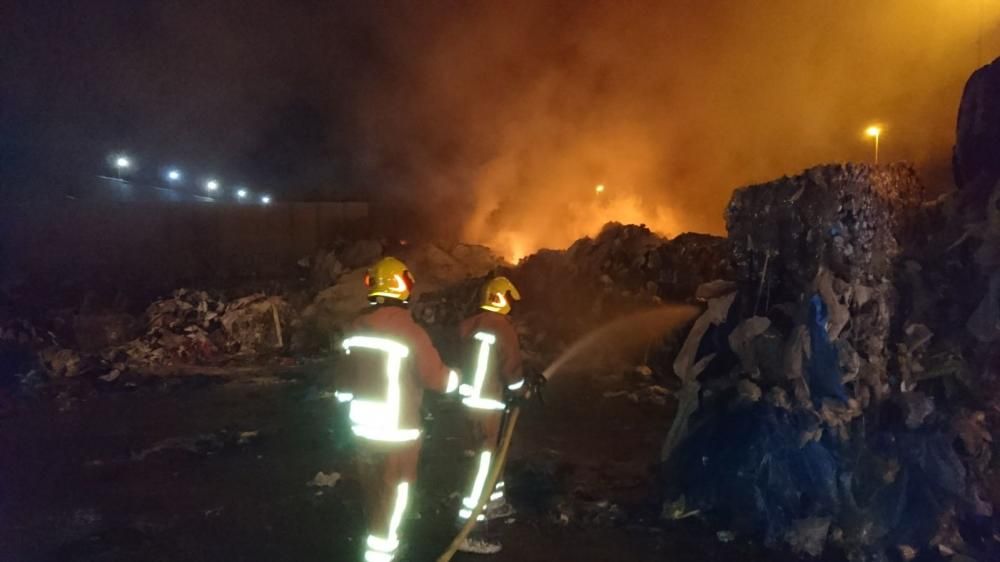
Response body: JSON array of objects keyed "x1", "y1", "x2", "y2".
[
  {"x1": 455, "y1": 276, "x2": 526, "y2": 554},
  {"x1": 335, "y1": 256, "x2": 460, "y2": 562}
]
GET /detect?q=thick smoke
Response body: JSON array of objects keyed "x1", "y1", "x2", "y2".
[
  {"x1": 3, "y1": 1, "x2": 999, "y2": 258},
  {"x1": 353, "y1": 1, "x2": 1000, "y2": 258}
]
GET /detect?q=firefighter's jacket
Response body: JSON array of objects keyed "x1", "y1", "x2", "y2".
[
  {"x1": 337, "y1": 305, "x2": 450, "y2": 443},
  {"x1": 457, "y1": 311, "x2": 525, "y2": 411}
]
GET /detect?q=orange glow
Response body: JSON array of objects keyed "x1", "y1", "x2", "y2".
[
  {"x1": 466, "y1": 176, "x2": 682, "y2": 261},
  {"x1": 505, "y1": 235, "x2": 528, "y2": 264},
  {"x1": 865, "y1": 125, "x2": 882, "y2": 138},
  {"x1": 595, "y1": 184, "x2": 606, "y2": 194},
  {"x1": 362, "y1": 1, "x2": 1000, "y2": 261}
]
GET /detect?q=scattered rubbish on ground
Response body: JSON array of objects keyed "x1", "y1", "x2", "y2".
[
  {"x1": 131, "y1": 433, "x2": 226, "y2": 462},
  {"x1": 716, "y1": 530, "x2": 735, "y2": 543},
  {"x1": 308, "y1": 471, "x2": 342, "y2": 488},
  {"x1": 237, "y1": 430, "x2": 259, "y2": 445}
]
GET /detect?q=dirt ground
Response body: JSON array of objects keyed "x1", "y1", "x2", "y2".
[{"x1": 0, "y1": 363, "x2": 818, "y2": 562}]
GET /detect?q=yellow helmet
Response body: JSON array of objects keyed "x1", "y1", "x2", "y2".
[
  {"x1": 365, "y1": 256, "x2": 415, "y2": 303},
  {"x1": 480, "y1": 276, "x2": 520, "y2": 315}
]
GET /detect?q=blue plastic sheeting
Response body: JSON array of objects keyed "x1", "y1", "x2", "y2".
[
  {"x1": 806, "y1": 294, "x2": 848, "y2": 406},
  {"x1": 671, "y1": 403, "x2": 839, "y2": 546}
]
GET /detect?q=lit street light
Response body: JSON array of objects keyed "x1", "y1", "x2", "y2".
[
  {"x1": 865, "y1": 125, "x2": 882, "y2": 164},
  {"x1": 260, "y1": 195, "x2": 272, "y2": 205},
  {"x1": 114, "y1": 156, "x2": 130, "y2": 179},
  {"x1": 167, "y1": 169, "x2": 182, "y2": 182},
  {"x1": 595, "y1": 183, "x2": 606, "y2": 194},
  {"x1": 236, "y1": 188, "x2": 248, "y2": 199},
  {"x1": 205, "y1": 179, "x2": 220, "y2": 192}
]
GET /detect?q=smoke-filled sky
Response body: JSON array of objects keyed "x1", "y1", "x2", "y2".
[{"x1": 3, "y1": 1, "x2": 999, "y2": 257}]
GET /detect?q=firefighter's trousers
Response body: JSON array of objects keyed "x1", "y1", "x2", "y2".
[
  {"x1": 458, "y1": 409, "x2": 507, "y2": 522},
  {"x1": 356, "y1": 440, "x2": 421, "y2": 562}
]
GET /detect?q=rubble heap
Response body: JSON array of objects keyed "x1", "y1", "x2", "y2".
[
  {"x1": 294, "y1": 240, "x2": 506, "y2": 352},
  {"x1": 661, "y1": 163, "x2": 998, "y2": 560},
  {"x1": 114, "y1": 290, "x2": 292, "y2": 367},
  {"x1": 412, "y1": 223, "x2": 730, "y2": 364},
  {"x1": 0, "y1": 239, "x2": 506, "y2": 379},
  {"x1": 955, "y1": 55, "x2": 1000, "y2": 205},
  {"x1": 727, "y1": 163, "x2": 926, "y2": 411}
]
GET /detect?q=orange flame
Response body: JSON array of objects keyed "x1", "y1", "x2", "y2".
[{"x1": 466, "y1": 181, "x2": 682, "y2": 262}]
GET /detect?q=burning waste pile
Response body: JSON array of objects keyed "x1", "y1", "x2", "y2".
[
  {"x1": 412, "y1": 223, "x2": 730, "y2": 368},
  {"x1": 659, "y1": 162, "x2": 998, "y2": 561},
  {"x1": 513, "y1": 225, "x2": 728, "y2": 353}
]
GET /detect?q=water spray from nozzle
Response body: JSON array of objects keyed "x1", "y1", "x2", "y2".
[{"x1": 541, "y1": 304, "x2": 700, "y2": 381}]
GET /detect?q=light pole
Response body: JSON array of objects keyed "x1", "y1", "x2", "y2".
[
  {"x1": 114, "y1": 156, "x2": 130, "y2": 179},
  {"x1": 205, "y1": 179, "x2": 220, "y2": 192},
  {"x1": 167, "y1": 169, "x2": 182, "y2": 182},
  {"x1": 260, "y1": 195, "x2": 272, "y2": 205},
  {"x1": 236, "y1": 188, "x2": 248, "y2": 200},
  {"x1": 865, "y1": 125, "x2": 882, "y2": 164}
]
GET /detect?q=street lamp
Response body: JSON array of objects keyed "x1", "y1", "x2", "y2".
[
  {"x1": 865, "y1": 125, "x2": 882, "y2": 164},
  {"x1": 595, "y1": 183, "x2": 606, "y2": 194},
  {"x1": 167, "y1": 169, "x2": 182, "y2": 182},
  {"x1": 205, "y1": 179, "x2": 220, "y2": 192},
  {"x1": 260, "y1": 195, "x2": 272, "y2": 205},
  {"x1": 236, "y1": 188, "x2": 248, "y2": 200},
  {"x1": 114, "y1": 156, "x2": 130, "y2": 179}
]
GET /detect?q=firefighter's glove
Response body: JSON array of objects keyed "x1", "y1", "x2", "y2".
[
  {"x1": 527, "y1": 371, "x2": 547, "y2": 405},
  {"x1": 507, "y1": 371, "x2": 546, "y2": 405}
]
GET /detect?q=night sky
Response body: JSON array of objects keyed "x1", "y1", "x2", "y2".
[
  {"x1": 2, "y1": 1, "x2": 999, "y2": 254},
  {"x1": 2, "y1": 1, "x2": 380, "y2": 199}
]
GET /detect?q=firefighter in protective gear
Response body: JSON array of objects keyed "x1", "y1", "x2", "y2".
[
  {"x1": 336, "y1": 257, "x2": 458, "y2": 562},
  {"x1": 455, "y1": 276, "x2": 526, "y2": 554}
]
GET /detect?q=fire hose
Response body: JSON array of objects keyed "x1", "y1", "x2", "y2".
[
  {"x1": 436, "y1": 371, "x2": 543, "y2": 561},
  {"x1": 436, "y1": 405, "x2": 521, "y2": 562}
]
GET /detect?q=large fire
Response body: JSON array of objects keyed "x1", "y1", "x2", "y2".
[
  {"x1": 466, "y1": 180, "x2": 683, "y2": 263},
  {"x1": 433, "y1": 1, "x2": 997, "y2": 264}
]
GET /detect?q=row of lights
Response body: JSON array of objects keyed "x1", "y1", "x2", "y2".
[
  {"x1": 111, "y1": 156, "x2": 272, "y2": 205},
  {"x1": 116, "y1": 124, "x2": 886, "y2": 205}
]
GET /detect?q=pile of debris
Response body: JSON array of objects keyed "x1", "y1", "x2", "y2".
[
  {"x1": 410, "y1": 223, "x2": 730, "y2": 366},
  {"x1": 660, "y1": 162, "x2": 998, "y2": 560},
  {"x1": 1, "y1": 318, "x2": 49, "y2": 348},
  {"x1": 302, "y1": 238, "x2": 505, "y2": 293},
  {"x1": 400, "y1": 241, "x2": 505, "y2": 292},
  {"x1": 294, "y1": 240, "x2": 506, "y2": 352},
  {"x1": 3, "y1": 315, "x2": 85, "y2": 381},
  {"x1": 514, "y1": 224, "x2": 728, "y2": 351},
  {"x1": 113, "y1": 289, "x2": 292, "y2": 368},
  {"x1": 1, "y1": 239, "x2": 506, "y2": 379},
  {"x1": 954, "y1": 54, "x2": 1000, "y2": 209},
  {"x1": 301, "y1": 239, "x2": 385, "y2": 289}
]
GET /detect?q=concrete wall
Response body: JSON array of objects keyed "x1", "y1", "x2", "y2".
[{"x1": 1, "y1": 201, "x2": 369, "y2": 289}]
